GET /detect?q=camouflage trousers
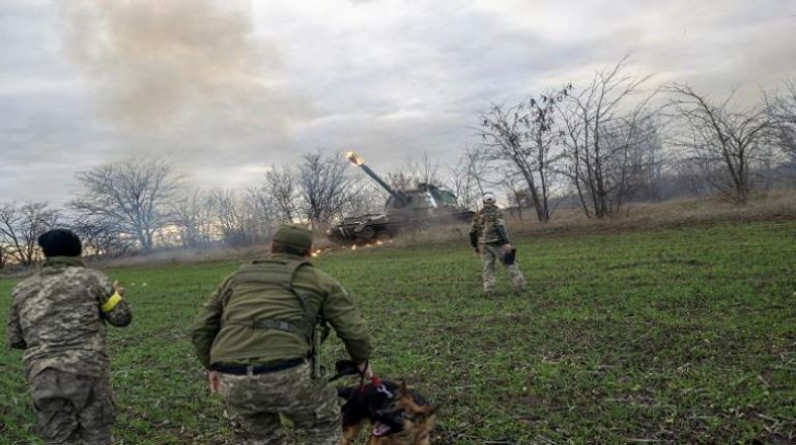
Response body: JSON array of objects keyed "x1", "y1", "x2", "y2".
[
  {"x1": 217, "y1": 362, "x2": 341, "y2": 445},
  {"x1": 480, "y1": 243, "x2": 527, "y2": 294},
  {"x1": 29, "y1": 368, "x2": 114, "y2": 445}
]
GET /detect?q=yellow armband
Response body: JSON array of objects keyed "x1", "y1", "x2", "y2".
[{"x1": 101, "y1": 292, "x2": 123, "y2": 313}]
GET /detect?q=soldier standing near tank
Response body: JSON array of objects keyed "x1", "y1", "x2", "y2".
[
  {"x1": 470, "y1": 192, "x2": 528, "y2": 297},
  {"x1": 191, "y1": 224, "x2": 373, "y2": 445},
  {"x1": 5, "y1": 228, "x2": 132, "y2": 444}
]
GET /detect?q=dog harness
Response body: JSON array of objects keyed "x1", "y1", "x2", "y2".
[{"x1": 370, "y1": 375, "x2": 394, "y2": 399}]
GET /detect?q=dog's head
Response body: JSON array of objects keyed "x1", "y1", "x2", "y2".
[{"x1": 370, "y1": 381, "x2": 438, "y2": 440}]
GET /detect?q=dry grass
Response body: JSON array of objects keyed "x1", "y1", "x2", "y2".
[
  {"x1": 505, "y1": 188, "x2": 796, "y2": 238},
  {"x1": 6, "y1": 190, "x2": 791, "y2": 274}
]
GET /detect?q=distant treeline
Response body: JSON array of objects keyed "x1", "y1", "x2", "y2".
[{"x1": 2, "y1": 60, "x2": 795, "y2": 267}]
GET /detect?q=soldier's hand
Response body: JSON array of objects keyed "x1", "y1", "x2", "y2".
[
  {"x1": 502, "y1": 244, "x2": 513, "y2": 254},
  {"x1": 112, "y1": 280, "x2": 125, "y2": 297},
  {"x1": 356, "y1": 361, "x2": 373, "y2": 379},
  {"x1": 208, "y1": 371, "x2": 220, "y2": 394}
]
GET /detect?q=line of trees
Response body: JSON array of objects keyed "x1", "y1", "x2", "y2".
[
  {"x1": 471, "y1": 61, "x2": 796, "y2": 222},
  {"x1": 0, "y1": 202, "x2": 61, "y2": 267},
  {"x1": 0, "y1": 150, "x2": 389, "y2": 266},
  {"x1": 3, "y1": 61, "x2": 796, "y2": 267}
]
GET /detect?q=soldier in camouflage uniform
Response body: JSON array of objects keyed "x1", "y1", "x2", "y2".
[
  {"x1": 469, "y1": 192, "x2": 527, "y2": 297},
  {"x1": 5, "y1": 229, "x2": 132, "y2": 445},
  {"x1": 191, "y1": 224, "x2": 373, "y2": 445}
]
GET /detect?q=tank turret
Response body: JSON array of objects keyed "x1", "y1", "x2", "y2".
[{"x1": 327, "y1": 151, "x2": 474, "y2": 244}]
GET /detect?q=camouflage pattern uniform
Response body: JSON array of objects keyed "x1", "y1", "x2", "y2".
[
  {"x1": 470, "y1": 203, "x2": 527, "y2": 295},
  {"x1": 217, "y1": 362, "x2": 339, "y2": 445},
  {"x1": 191, "y1": 250, "x2": 372, "y2": 445},
  {"x1": 5, "y1": 256, "x2": 132, "y2": 444}
]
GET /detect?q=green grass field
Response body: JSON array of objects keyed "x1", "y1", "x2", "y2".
[{"x1": 1, "y1": 221, "x2": 795, "y2": 444}]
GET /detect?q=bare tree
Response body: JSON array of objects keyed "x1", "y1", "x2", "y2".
[
  {"x1": 766, "y1": 79, "x2": 796, "y2": 171},
  {"x1": 211, "y1": 189, "x2": 251, "y2": 247},
  {"x1": 665, "y1": 83, "x2": 772, "y2": 203},
  {"x1": 71, "y1": 159, "x2": 181, "y2": 252},
  {"x1": 479, "y1": 86, "x2": 572, "y2": 222},
  {"x1": 245, "y1": 186, "x2": 277, "y2": 242},
  {"x1": 0, "y1": 202, "x2": 61, "y2": 266},
  {"x1": 387, "y1": 152, "x2": 442, "y2": 189},
  {"x1": 69, "y1": 217, "x2": 133, "y2": 258},
  {"x1": 207, "y1": 187, "x2": 275, "y2": 248},
  {"x1": 343, "y1": 182, "x2": 386, "y2": 216},
  {"x1": 557, "y1": 60, "x2": 655, "y2": 217},
  {"x1": 629, "y1": 116, "x2": 668, "y2": 202},
  {"x1": 298, "y1": 149, "x2": 355, "y2": 231},
  {"x1": 448, "y1": 147, "x2": 490, "y2": 210},
  {"x1": 169, "y1": 189, "x2": 217, "y2": 248},
  {"x1": 264, "y1": 166, "x2": 299, "y2": 223},
  {"x1": 502, "y1": 172, "x2": 528, "y2": 222},
  {"x1": 386, "y1": 171, "x2": 415, "y2": 191},
  {"x1": 599, "y1": 111, "x2": 665, "y2": 209}
]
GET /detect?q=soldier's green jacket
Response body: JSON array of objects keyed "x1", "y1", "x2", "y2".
[
  {"x1": 469, "y1": 203, "x2": 510, "y2": 246},
  {"x1": 5, "y1": 257, "x2": 132, "y2": 380},
  {"x1": 190, "y1": 253, "x2": 372, "y2": 369}
]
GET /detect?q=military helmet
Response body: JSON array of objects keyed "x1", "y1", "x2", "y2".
[
  {"x1": 482, "y1": 192, "x2": 496, "y2": 204},
  {"x1": 272, "y1": 224, "x2": 313, "y2": 253}
]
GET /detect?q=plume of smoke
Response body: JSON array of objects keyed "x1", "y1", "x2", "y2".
[{"x1": 58, "y1": 0, "x2": 312, "y2": 164}]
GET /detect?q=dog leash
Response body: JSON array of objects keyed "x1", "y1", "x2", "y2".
[
  {"x1": 329, "y1": 359, "x2": 395, "y2": 399},
  {"x1": 368, "y1": 375, "x2": 394, "y2": 399},
  {"x1": 355, "y1": 361, "x2": 394, "y2": 399}
]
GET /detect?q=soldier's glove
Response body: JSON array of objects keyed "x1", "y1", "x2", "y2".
[
  {"x1": 502, "y1": 244, "x2": 517, "y2": 265},
  {"x1": 328, "y1": 360, "x2": 359, "y2": 382},
  {"x1": 327, "y1": 359, "x2": 374, "y2": 382}
]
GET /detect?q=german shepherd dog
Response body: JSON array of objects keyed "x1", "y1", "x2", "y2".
[{"x1": 338, "y1": 380, "x2": 437, "y2": 445}]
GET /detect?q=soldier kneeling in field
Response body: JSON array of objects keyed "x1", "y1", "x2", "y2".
[
  {"x1": 191, "y1": 224, "x2": 373, "y2": 445},
  {"x1": 6, "y1": 229, "x2": 132, "y2": 444},
  {"x1": 469, "y1": 192, "x2": 527, "y2": 297}
]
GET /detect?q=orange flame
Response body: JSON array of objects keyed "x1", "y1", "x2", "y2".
[{"x1": 345, "y1": 151, "x2": 364, "y2": 166}]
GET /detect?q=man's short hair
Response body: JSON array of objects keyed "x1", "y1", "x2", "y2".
[{"x1": 38, "y1": 229, "x2": 82, "y2": 258}]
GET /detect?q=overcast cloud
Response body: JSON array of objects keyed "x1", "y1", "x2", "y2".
[{"x1": 1, "y1": 0, "x2": 795, "y2": 205}]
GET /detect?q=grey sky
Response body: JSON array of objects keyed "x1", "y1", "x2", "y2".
[{"x1": 1, "y1": 0, "x2": 795, "y2": 205}]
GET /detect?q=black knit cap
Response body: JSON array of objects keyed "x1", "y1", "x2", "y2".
[{"x1": 38, "y1": 229, "x2": 82, "y2": 258}]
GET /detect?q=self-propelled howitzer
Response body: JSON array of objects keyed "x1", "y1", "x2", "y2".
[{"x1": 326, "y1": 151, "x2": 474, "y2": 244}]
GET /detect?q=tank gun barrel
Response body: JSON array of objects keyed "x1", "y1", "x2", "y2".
[{"x1": 345, "y1": 151, "x2": 407, "y2": 206}]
